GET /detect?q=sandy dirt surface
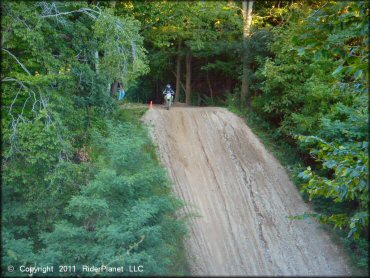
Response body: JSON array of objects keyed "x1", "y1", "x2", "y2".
[{"x1": 143, "y1": 106, "x2": 351, "y2": 276}]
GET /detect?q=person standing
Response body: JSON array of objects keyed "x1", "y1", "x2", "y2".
[{"x1": 118, "y1": 82, "x2": 126, "y2": 101}]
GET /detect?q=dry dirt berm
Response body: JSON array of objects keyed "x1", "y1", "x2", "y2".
[{"x1": 143, "y1": 106, "x2": 351, "y2": 276}]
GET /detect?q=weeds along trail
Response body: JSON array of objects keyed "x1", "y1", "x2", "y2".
[{"x1": 143, "y1": 106, "x2": 351, "y2": 276}]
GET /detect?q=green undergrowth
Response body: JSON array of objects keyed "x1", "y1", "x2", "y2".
[
  {"x1": 89, "y1": 104, "x2": 191, "y2": 276},
  {"x1": 2, "y1": 103, "x2": 190, "y2": 277},
  {"x1": 227, "y1": 103, "x2": 368, "y2": 276},
  {"x1": 116, "y1": 105, "x2": 191, "y2": 275},
  {"x1": 115, "y1": 105, "x2": 148, "y2": 124}
]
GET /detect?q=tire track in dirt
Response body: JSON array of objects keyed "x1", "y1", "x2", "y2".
[{"x1": 143, "y1": 106, "x2": 351, "y2": 276}]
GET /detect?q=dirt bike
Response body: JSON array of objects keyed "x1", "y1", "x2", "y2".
[{"x1": 164, "y1": 93, "x2": 173, "y2": 110}]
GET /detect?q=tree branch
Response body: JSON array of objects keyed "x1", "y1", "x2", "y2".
[
  {"x1": 2, "y1": 48, "x2": 31, "y2": 76},
  {"x1": 38, "y1": 1, "x2": 101, "y2": 20}
]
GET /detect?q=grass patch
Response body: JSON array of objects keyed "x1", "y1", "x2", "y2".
[{"x1": 115, "y1": 105, "x2": 148, "y2": 124}]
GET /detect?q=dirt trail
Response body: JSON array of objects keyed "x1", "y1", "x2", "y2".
[{"x1": 143, "y1": 106, "x2": 351, "y2": 276}]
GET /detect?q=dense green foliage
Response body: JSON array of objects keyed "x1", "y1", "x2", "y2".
[
  {"x1": 2, "y1": 1, "x2": 187, "y2": 276},
  {"x1": 2, "y1": 0, "x2": 369, "y2": 275},
  {"x1": 251, "y1": 1, "x2": 368, "y2": 240}
]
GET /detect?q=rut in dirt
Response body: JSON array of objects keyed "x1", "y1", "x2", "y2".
[{"x1": 143, "y1": 106, "x2": 351, "y2": 276}]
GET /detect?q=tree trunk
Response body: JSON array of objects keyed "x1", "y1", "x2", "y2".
[
  {"x1": 94, "y1": 50, "x2": 99, "y2": 74},
  {"x1": 171, "y1": 69, "x2": 186, "y2": 94},
  {"x1": 156, "y1": 80, "x2": 158, "y2": 102},
  {"x1": 175, "y1": 39, "x2": 182, "y2": 103},
  {"x1": 226, "y1": 77, "x2": 232, "y2": 93},
  {"x1": 85, "y1": 105, "x2": 91, "y2": 130},
  {"x1": 185, "y1": 17, "x2": 192, "y2": 105},
  {"x1": 206, "y1": 69, "x2": 213, "y2": 103},
  {"x1": 241, "y1": 0, "x2": 253, "y2": 105},
  {"x1": 185, "y1": 50, "x2": 192, "y2": 105},
  {"x1": 107, "y1": 82, "x2": 112, "y2": 96}
]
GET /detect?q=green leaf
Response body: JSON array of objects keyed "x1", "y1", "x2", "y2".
[
  {"x1": 354, "y1": 70, "x2": 363, "y2": 79},
  {"x1": 297, "y1": 47, "x2": 305, "y2": 56},
  {"x1": 332, "y1": 65, "x2": 344, "y2": 75}
]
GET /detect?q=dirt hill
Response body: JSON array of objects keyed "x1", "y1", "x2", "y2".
[{"x1": 143, "y1": 106, "x2": 351, "y2": 276}]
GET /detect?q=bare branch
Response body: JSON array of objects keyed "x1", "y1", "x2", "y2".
[
  {"x1": 306, "y1": 1, "x2": 330, "y2": 19},
  {"x1": 126, "y1": 235, "x2": 145, "y2": 256},
  {"x1": 2, "y1": 48, "x2": 31, "y2": 76},
  {"x1": 3, "y1": 76, "x2": 40, "y2": 122},
  {"x1": 9, "y1": 85, "x2": 23, "y2": 118},
  {"x1": 40, "y1": 6, "x2": 100, "y2": 20}
]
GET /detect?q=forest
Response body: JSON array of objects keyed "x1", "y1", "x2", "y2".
[{"x1": 1, "y1": 0, "x2": 368, "y2": 276}]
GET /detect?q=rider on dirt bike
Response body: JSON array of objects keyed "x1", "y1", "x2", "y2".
[
  {"x1": 163, "y1": 84, "x2": 175, "y2": 99},
  {"x1": 163, "y1": 84, "x2": 175, "y2": 109}
]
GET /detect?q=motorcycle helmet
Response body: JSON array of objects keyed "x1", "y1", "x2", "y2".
[{"x1": 166, "y1": 84, "x2": 171, "y2": 88}]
